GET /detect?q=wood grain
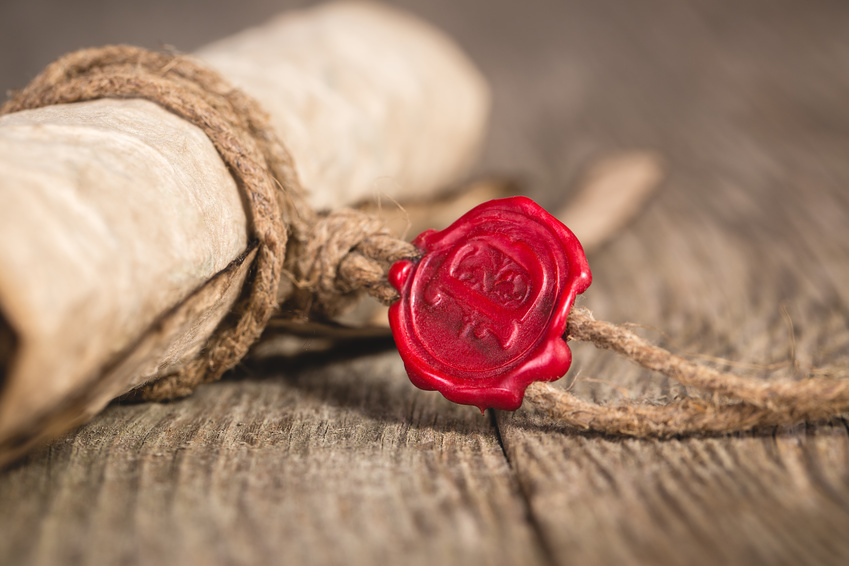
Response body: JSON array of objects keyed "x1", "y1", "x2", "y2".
[
  {"x1": 0, "y1": 348, "x2": 545, "y2": 565},
  {"x1": 2, "y1": 0, "x2": 849, "y2": 564}
]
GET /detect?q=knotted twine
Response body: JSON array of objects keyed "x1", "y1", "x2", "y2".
[{"x1": 3, "y1": 46, "x2": 848, "y2": 436}]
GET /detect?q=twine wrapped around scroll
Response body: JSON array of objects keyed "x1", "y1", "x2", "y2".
[
  {"x1": 0, "y1": 41, "x2": 428, "y2": 397},
  {"x1": 2, "y1": 45, "x2": 294, "y2": 401}
]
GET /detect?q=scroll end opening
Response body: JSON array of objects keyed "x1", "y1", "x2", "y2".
[{"x1": 0, "y1": 309, "x2": 16, "y2": 400}]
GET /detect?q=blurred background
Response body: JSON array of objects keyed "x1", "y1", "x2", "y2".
[{"x1": 3, "y1": 0, "x2": 846, "y2": 208}]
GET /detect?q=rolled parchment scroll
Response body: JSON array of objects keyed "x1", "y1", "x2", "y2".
[{"x1": 0, "y1": 1, "x2": 489, "y2": 465}]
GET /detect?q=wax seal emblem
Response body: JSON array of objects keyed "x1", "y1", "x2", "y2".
[{"x1": 388, "y1": 196, "x2": 592, "y2": 411}]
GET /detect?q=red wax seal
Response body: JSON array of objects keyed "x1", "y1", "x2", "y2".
[{"x1": 388, "y1": 196, "x2": 592, "y2": 411}]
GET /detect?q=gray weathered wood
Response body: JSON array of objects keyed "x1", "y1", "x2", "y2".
[
  {"x1": 2, "y1": 0, "x2": 849, "y2": 564},
  {"x1": 0, "y1": 349, "x2": 545, "y2": 566}
]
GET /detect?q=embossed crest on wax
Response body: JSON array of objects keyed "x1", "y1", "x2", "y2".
[{"x1": 388, "y1": 196, "x2": 592, "y2": 411}]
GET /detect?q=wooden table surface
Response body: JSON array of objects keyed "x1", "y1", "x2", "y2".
[{"x1": 3, "y1": 1, "x2": 849, "y2": 564}]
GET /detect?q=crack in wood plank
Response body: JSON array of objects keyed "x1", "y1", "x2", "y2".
[{"x1": 488, "y1": 408, "x2": 559, "y2": 566}]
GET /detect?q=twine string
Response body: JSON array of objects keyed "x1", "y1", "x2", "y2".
[
  {"x1": 4, "y1": 46, "x2": 847, "y2": 435},
  {"x1": 522, "y1": 308, "x2": 849, "y2": 437},
  {"x1": 283, "y1": 209, "x2": 417, "y2": 318}
]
